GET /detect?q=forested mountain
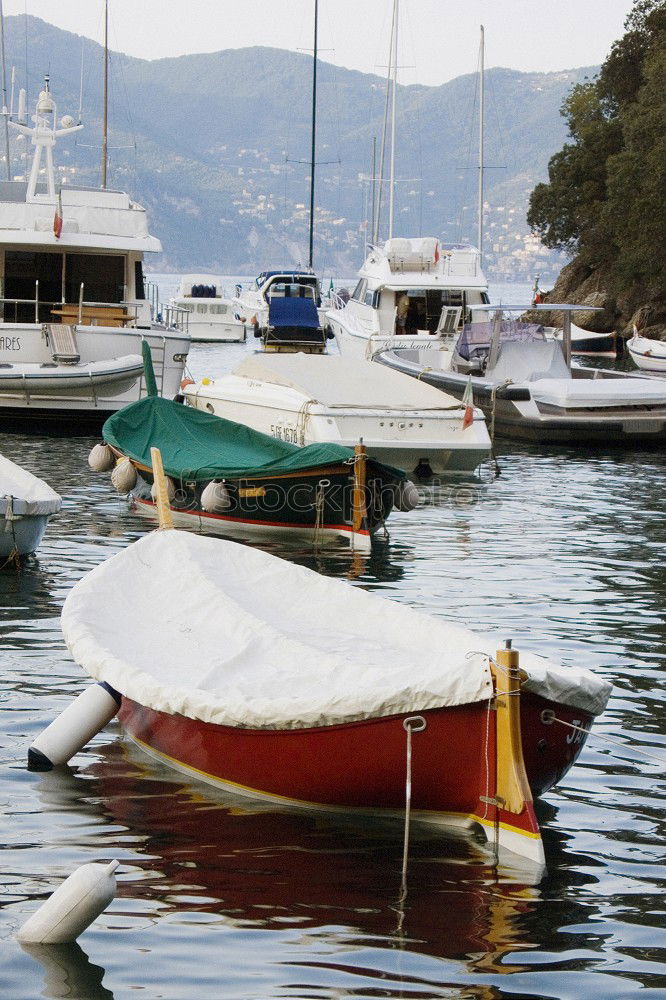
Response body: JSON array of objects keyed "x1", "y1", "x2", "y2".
[
  {"x1": 528, "y1": 0, "x2": 666, "y2": 335},
  {"x1": 3, "y1": 15, "x2": 598, "y2": 279}
]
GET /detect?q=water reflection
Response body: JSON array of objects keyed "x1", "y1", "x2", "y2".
[{"x1": 20, "y1": 942, "x2": 113, "y2": 1000}]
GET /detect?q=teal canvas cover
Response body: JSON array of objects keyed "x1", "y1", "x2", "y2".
[{"x1": 103, "y1": 396, "x2": 400, "y2": 482}]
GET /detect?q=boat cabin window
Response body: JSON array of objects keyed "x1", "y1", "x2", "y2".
[
  {"x1": 196, "y1": 304, "x2": 208, "y2": 314},
  {"x1": 134, "y1": 260, "x2": 145, "y2": 300},
  {"x1": 363, "y1": 288, "x2": 380, "y2": 308},
  {"x1": 268, "y1": 281, "x2": 317, "y2": 302},
  {"x1": 3, "y1": 251, "x2": 125, "y2": 323},
  {"x1": 351, "y1": 279, "x2": 367, "y2": 302},
  {"x1": 392, "y1": 287, "x2": 466, "y2": 336},
  {"x1": 209, "y1": 304, "x2": 227, "y2": 315}
]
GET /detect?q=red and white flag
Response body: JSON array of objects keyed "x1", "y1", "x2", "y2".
[
  {"x1": 53, "y1": 189, "x2": 63, "y2": 239},
  {"x1": 462, "y1": 376, "x2": 474, "y2": 429},
  {"x1": 434, "y1": 240, "x2": 440, "y2": 263}
]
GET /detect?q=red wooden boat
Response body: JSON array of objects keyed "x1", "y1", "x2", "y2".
[{"x1": 48, "y1": 516, "x2": 610, "y2": 869}]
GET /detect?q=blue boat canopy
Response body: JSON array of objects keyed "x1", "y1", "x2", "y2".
[{"x1": 268, "y1": 295, "x2": 320, "y2": 330}]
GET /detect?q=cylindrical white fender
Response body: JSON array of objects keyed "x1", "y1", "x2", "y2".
[
  {"x1": 110, "y1": 457, "x2": 137, "y2": 493},
  {"x1": 87, "y1": 443, "x2": 115, "y2": 472},
  {"x1": 150, "y1": 475, "x2": 175, "y2": 504},
  {"x1": 201, "y1": 480, "x2": 231, "y2": 513},
  {"x1": 28, "y1": 683, "x2": 121, "y2": 772},
  {"x1": 17, "y1": 860, "x2": 119, "y2": 944},
  {"x1": 394, "y1": 479, "x2": 420, "y2": 512}
]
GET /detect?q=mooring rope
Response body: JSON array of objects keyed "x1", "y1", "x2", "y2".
[{"x1": 541, "y1": 711, "x2": 666, "y2": 767}]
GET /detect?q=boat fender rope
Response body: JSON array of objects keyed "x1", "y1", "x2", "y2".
[
  {"x1": 541, "y1": 710, "x2": 666, "y2": 767},
  {"x1": 401, "y1": 715, "x2": 426, "y2": 892}
]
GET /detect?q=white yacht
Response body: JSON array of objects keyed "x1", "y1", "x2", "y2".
[
  {"x1": 0, "y1": 79, "x2": 189, "y2": 431},
  {"x1": 184, "y1": 352, "x2": 491, "y2": 477},
  {"x1": 235, "y1": 269, "x2": 329, "y2": 334},
  {"x1": 170, "y1": 275, "x2": 245, "y2": 343},
  {"x1": 327, "y1": 237, "x2": 489, "y2": 360}
]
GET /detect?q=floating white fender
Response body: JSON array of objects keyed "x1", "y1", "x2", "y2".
[
  {"x1": 17, "y1": 860, "x2": 119, "y2": 944},
  {"x1": 394, "y1": 479, "x2": 420, "y2": 512},
  {"x1": 110, "y1": 457, "x2": 137, "y2": 493},
  {"x1": 201, "y1": 480, "x2": 231, "y2": 513},
  {"x1": 28, "y1": 682, "x2": 121, "y2": 771},
  {"x1": 151, "y1": 475, "x2": 176, "y2": 504},
  {"x1": 87, "y1": 443, "x2": 115, "y2": 473}
]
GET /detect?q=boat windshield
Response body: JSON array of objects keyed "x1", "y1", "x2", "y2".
[{"x1": 455, "y1": 319, "x2": 545, "y2": 361}]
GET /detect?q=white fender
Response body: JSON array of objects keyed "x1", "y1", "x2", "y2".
[
  {"x1": 28, "y1": 683, "x2": 121, "y2": 771},
  {"x1": 201, "y1": 480, "x2": 231, "y2": 513},
  {"x1": 151, "y1": 475, "x2": 175, "y2": 504},
  {"x1": 394, "y1": 479, "x2": 420, "y2": 512},
  {"x1": 110, "y1": 458, "x2": 137, "y2": 493},
  {"x1": 87, "y1": 443, "x2": 115, "y2": 472},
  {"x1": 17, "y1": 860, "x2": 119, "y2": 944}
]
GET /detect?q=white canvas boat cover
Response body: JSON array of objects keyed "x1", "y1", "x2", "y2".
[
  {"x1": 233, "y1": 354, "x2": 463, "y2": 411},
  {"x1": 61, "y1": 531, "x2": 611, "y2": 729},
  {"x1": 0, "y1": 454, "x2": 61, "y2": 516},
  {"x1": 530, "y1": 377, "x2": 666, "y2": 409}
]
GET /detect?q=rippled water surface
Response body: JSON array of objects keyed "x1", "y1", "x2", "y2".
[{"x1": 1, "y1": 301, "x2": 665, "y2": 999}]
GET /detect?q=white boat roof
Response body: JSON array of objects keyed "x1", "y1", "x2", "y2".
[
  {"x1": 233, "y1": 353, "x2": 464, "y2": 410},
  {"x1": 0, "y1": 453, "x2": 61, "y2": 515},
  {"x1": 0, "y1": 182, "x2": 161, "y2": 253},
  {"x1": 359, "y1": 237, "x2": 488, "y2": 290},
  {"x1": 61, "y1": 530, "x2": 611, "y2": 729}
]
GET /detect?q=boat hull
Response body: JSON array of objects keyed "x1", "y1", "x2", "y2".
[
  {"x1": 627, "y1": 340, "x2": 666, "y2": 372},
  {"x1": 378, "y1": 351, "x2": 666, "y2": 447},
  {"x1": 0, "y1": 324, "x2": 190, "y2": 432},
  {"x1": 186, "y1": 389, "x2": 490, "y2": 477},
  {"x1": 127, "y1": 461, "x2": 394, "y2": 551},
  {"x1": 0, "y1": 512, "x2": 52, "y2": 556},
  {"x1": 117, "y1": 691, "x2": 593, "y2": 845}
]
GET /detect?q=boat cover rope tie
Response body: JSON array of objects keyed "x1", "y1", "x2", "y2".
[
  {"x1": 313, "y1": 478, "x2": 328, "y2": 549},
  {"x1": 541, "y1": 711, "x2": 666, "y2": 768},
  {"x1": 400, "y1": 715, "x2": 427, "y2": 894}
]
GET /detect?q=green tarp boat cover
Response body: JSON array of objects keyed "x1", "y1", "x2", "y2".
[{"x1": 103, "y1": 396, "x2": 401, "y2": 482}]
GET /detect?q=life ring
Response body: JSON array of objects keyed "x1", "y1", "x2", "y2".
[{"x1": 180, "y1": 377, "x2": 195, "y2": 390}]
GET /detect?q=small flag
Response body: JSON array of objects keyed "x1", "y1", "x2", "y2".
[
  {"x1": 434, "y1": 240, "x2": 440, "y2": 263},
  {"x1": 462, "y1": 376, "x2": 474, "y2": 429},
  {"x1": 53, "y1": 190, "x2": 63, "y2": 239}
]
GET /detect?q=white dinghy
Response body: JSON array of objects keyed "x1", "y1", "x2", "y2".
[
  {"x1": 185, "y1": 353, "x2": 491, "y2": 477},
  {"x1": 627, "y1": 331, "x2": 666, "y2": 372},
  {"x1": 0, "y1": 454, "x2": 61, "y2": 556}
]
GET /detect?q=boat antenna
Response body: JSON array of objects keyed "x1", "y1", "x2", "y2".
[
  {"x1": 101, "y1": 0, "x2": 108, "y2": 189},
  {"x1": 370, "y1": 135, "x2": 376, "y2": 245},
  {"x1": 0, "y1": 0, "x2": 11, "y2": 180},
  {"x1": 308, "y1": 0, "x2": 318, "y2": 269},
  {"x1": 477, "y1": 25, "x2": 484, "y2": 265},
  {"x1": 373, "y1": 1, "x2": 396, "y2": 245},
  {"x1": 387, "y1": 0, "x2": 398, "y2": 239},
  {"x1": 78, "y1": 36, "x2": 85, "y2": 123}
]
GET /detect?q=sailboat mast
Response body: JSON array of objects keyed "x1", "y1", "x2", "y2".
[
  {"x1": 101, "y1": 0, "x2": 108, "y2": 189},
  {"x1": 308, "y1": 0, "x2": 318, "y2": 269},
  {"x1": 388, "y1": 0, "x2": 398, "y2": 239},
  {"x1": 477, "y1": 24, "x2": 484, "y2": 263},
  {"x1": 0, "y1": 0, "x2": 10, "y2": 180}
]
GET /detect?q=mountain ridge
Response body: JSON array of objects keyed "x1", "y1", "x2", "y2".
[{"x1": 3, "y1": 15, "x2": 598, "y2": 279}]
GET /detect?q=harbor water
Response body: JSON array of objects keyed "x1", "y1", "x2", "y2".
[{"x1": 0, "y1": 282, "x2": 665, "y2": 999}]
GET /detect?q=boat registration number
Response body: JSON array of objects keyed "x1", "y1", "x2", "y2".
[
  {"x1": 622, "y1": 420, "x2": 663, "y2": 434},
  {"x1": 270, "y1": 424, "x2": 299, "y2": 444}
]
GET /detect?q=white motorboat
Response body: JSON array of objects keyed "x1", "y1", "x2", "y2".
[
  {"x1": 0, "y1": 454, "x2": 61, "y2": 557},
  {"x1": 184, "y1": 352, "x2": 491, "y2": 477},
  {"x1": 235, "y1": 269, "x2": 333, "y2": 337},
  {"x1": 378, "y1": 306, "x2": 666, "y2": 446},
  {"x1": 627, "y1": 331, "x2": 666, "y2": 372},
  {"x1": 327, "y1": 237, "x2": 489, "y2": 361},
  {"x1": 169, "y1": 275, "x2": 245, "y2": 343},
  {"x1": 0, "y1": 78, "x2": 189, "y2": 432}
]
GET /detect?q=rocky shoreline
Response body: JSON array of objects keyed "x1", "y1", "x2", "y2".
[{"x1": 531, "y1": 259, "x2": 666, "y2": 342}]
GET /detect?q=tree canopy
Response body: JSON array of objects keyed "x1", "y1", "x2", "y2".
[{"x1": 527, "y1": 0, "x2": 666, "y2": 295}]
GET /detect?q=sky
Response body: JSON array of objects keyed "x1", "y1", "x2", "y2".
[{"x1": 2, "y1": 0, "x2": 635, "y2": 86}]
